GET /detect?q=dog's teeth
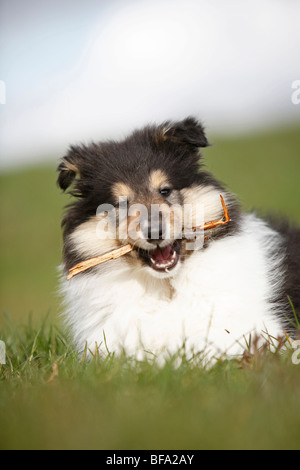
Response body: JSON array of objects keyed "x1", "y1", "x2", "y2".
[{"x1": 149, "y1": 247, "x2": 178, "y2": 271}]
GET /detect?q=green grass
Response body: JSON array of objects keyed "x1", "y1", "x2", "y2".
[
  {"x1": 206, "y1": 125, "x2": 300, "y2": 220},
  {"x1": 1, "y1": 125, "x2": 300, "y2": 450},
  {"x1": 0, "y1": 316, "x2": 300, "y2": 450},
  {"x1": 0, "y1": 164, "x2": 64, "y2": 326}
]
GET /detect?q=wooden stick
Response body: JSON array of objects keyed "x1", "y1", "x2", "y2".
[
  {"x1": 67, "y1": 194, "x2": 230, "y2": 279},
  {"x1": 67, "y1": 244, "x2": 133, "y2": 280},
  {"x1": 192, "y1": 194, "x2": 230, "y2": 232}
]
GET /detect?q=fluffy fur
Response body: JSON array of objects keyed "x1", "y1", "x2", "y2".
[{"x1": 57, "y1": 117, "x2": 300, "y2": 364}]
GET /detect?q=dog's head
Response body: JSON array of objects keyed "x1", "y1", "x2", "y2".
[{"x1": 58, "y1": 117, "x2": 234, "y2": 278}]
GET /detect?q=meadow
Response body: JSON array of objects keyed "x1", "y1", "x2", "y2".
[{"x1": 0, "y1": 125, "x2": 300, "y2": 450}]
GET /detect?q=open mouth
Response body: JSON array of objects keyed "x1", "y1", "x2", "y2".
[{"x1": 138, "y1": 240, "x2": 182, "y2": 273}]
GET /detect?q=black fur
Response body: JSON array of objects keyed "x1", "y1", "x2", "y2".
[{"x1": 266, "y1": 216, "x2": 300, "y2": 333}]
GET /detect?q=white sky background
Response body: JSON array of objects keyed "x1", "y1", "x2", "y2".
[{"x1": 0, "y1": 0, "x2": 300, "y2": 170}]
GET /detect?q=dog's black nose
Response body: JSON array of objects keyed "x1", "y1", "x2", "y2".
[
  {"x1": 147, "y1": 223, "x2": 164, "y2": 241},
  {"x1": 144, "y1": 213, "x2": 164, "y2": 241}
]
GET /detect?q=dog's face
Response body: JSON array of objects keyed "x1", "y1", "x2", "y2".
[{"x1": 58, "y1": 117, "x2": 231, "y2": 278}]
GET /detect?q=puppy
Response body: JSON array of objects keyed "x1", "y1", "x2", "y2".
[{"x1": 57, "y1": 117, "x2": 300, "y2": 363}]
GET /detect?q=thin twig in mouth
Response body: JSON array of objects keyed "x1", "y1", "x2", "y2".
[
  {"x1": 67, "y1": 194, "x2": 231, "y2": 280},
  {"x1": 192, "y1": 194, "x2": 230, "y2": 231},
  {"x1": 67, "y1": 244, "x2": 133, "y2": 280}
]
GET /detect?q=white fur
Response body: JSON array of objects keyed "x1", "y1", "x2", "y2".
[{"x1": 59, "y1": 214, "x2": 285, "y2": 365}]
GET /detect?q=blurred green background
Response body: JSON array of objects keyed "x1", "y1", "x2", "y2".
[{"x1": 1, "y1": 125, "x2": 299, "y2": 329}]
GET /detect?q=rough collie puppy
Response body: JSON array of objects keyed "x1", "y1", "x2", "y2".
[{"x1": 57, "y1": 117, "x2": 300, "y2": 363}]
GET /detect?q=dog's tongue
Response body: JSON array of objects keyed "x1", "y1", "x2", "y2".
[
  {"x1": 149, "y1": 243, "x2": 179, "y2": 272},
  {"x1": 152, "y1": 244, "x2": 173, "y2": 262}
]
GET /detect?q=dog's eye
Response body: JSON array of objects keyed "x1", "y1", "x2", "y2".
[{"x1": 159, "y1": 187, "x2": 172, "y2": 197}]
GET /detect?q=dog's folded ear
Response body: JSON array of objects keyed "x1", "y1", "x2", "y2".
[
  {"x1": 158, "y1": 117, "x2": 209, "y2": 148},
  {"x1": 57, "y1": 146, "x2": 83, "y2": 191}
]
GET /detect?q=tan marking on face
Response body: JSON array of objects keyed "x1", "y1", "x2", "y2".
[
  {"x1": 149, "y1": 169, "x2": 169, "y2": 192},
  {"x1": 112, "y1": 182, "x2": 134, "y2": 202},
  {"x1": 69, "y1": 216, "x2": 119, "y2": 259}
]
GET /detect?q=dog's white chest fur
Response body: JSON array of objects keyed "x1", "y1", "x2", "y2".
[{"x1": 60, "y1": 214, "x2": 284, "y2": 363}]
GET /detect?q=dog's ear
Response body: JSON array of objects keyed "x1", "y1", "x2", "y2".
[
  {"x1": 57, "y1": 146, "x2": 84, "y2": 191},
  {"x1": 157, "y1": 117, "x2": 209, "y2": 148}
]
